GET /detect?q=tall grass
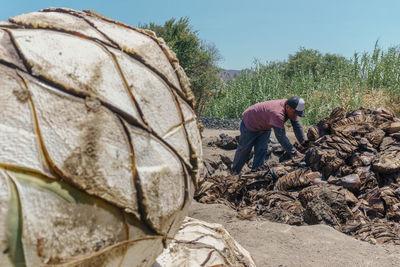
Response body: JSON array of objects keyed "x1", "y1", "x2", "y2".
[{"x1": 203, "y1": 44, "x2": 400, "y2": 126}]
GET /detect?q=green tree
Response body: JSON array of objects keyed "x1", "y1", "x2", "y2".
[
  {"x1": 284, "y1": 48, "x2": 351, "y2": 84},
  {"x1": 284, "y1": 48, "x2": 322, "y2": 80},
  {"x1": 140, "y1": 17, "x2": 221, "y2": 114}
]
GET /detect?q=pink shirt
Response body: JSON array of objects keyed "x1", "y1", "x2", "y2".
[{"x1": 242, "y1": 99, "x2": 297, "y2": 131}]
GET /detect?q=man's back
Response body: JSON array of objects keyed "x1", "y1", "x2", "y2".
[{"x1": 242, "y1": 99, "x2": 288, "y2": 131}]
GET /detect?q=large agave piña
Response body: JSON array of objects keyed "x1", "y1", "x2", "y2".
[{"x1": 0, "y1": 7, "x2": 201, "y2": 266}]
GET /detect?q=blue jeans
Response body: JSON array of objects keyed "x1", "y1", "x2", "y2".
[{"x1": 231, "y1": 121, "x2": 271, "y2": 174}]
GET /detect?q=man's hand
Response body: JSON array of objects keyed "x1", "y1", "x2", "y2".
[
  {"x1": 294, "y1": 141, "x2": 308, "y2": 152},
  {"x1": 290, "y1": 149, "x2": 304, "y2": 159},
  {"x1": 297, "y1": 143, "x2": 306, "y2": 151}
]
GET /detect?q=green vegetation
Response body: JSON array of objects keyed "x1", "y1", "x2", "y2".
[
  {"x1": 204, "y1": 43, "x2": 400, "y2": 126},
  {"x1": 139, "y1": 16, "x2": 400, "y2": 125},
  {"x1": 140, "y1": 17, "x2": 221, "y2": 114}
]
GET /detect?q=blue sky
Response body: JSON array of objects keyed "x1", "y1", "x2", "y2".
[{"x1": 2, "y1": 0, "x2": 400, "y2": 70}]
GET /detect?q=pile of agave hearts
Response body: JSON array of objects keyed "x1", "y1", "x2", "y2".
[{"x1": 197, "y1": 107, "x2": 400, "y2": 245}]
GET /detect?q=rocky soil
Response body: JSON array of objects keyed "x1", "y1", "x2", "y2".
[{"x1": 198, "y1": 117, "x2": 241, "y2": 130}]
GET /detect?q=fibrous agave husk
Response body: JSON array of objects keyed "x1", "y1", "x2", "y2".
[
  {"x1": 373, "y1": 137, "x2": 400, "y2": 174},
  {"x1": 349, "y1": 219, "x2": 400, "y2": 245},
  {"x1": 261, "y1": 191, "x2": 304, "y2": 225},
  {"x1": 153, "y1": 217, "x2": 257, "y2": 267},
  {"x1": 298, "y1": 184, "x2": 355, "y2": 227},
  {"x1": 0, "y1": 8, "x2": 202, "y2": 267},
  {"x1": 274, "y1": 168, "x2": 314, "y2": 191}
]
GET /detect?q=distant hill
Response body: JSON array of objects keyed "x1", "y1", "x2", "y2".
[
  {"x1": 218, "y1": 69, "x2": 252, "y2": 82},
  {"x1": 218, "y1": 69, "x2": 242, "y2": 81}
]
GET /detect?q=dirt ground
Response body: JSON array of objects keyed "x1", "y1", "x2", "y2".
[{"x1": 188, "y1": 128, "x2": 400, "y2": 267}]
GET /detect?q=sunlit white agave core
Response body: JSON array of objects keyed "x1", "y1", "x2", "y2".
[{"x1": 0, "y1": 7, "x2": 201, "y2": 267}]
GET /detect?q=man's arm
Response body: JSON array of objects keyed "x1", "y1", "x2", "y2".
[
  {"x1": 272, "y1": 127, "x2": 294, "y2": 152},
  {"x1": 273, "y1": 126, "x2": 304, "y2": 157},
  {"x1": 290, "y1": 119, "x2": 306, "y2": 144}
]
